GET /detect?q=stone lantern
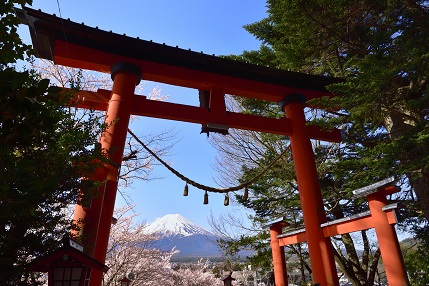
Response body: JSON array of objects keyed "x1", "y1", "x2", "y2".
[{"x1": 221, "y1": 272, "x2": 236, "y2": 286}]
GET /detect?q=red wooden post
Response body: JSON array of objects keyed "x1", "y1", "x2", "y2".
[
  {"x1": 280, "y1": 94, "x2": 338, "y2": 286},
  {"x1": 71, "y1": 168, "x2": 107, "y2": 256},
  {"x1": 70, "y1": 62, "x2": 141, "y2": 286},
  {"x1": 367, "y1": 187, "x2": 410, "y2": 286},
  {"x1": 269, "y1": 223, "x2": 288, "y2": 286},
  {"x1": 90, "y1": 63, "x2": 141, "y2": 286}
]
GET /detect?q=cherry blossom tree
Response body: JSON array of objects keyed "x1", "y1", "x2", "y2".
[
  {"x1": 103, "y1": 206, "x2": 177, "y2": 286},
  {"x1": 171, "y1": 259, "x2": 224, "y2": 286}
]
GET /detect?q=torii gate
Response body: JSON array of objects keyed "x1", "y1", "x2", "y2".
[
  {"x1": 267, "y1": 178, "x2": 409, "y2": 286},
  {"x1": 19, "y1": 6, "x2": 348, "y2": 286}
]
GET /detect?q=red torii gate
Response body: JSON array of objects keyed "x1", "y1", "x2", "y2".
[
  {"x1": 267, "y1": 178, "x2": 409, "y2": 286},
  {"x1": 19, "y1": 6, "x2": 357, "y2": 286}
]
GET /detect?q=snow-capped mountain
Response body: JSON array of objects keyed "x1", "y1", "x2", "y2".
[
  {"x1": 144, "y1": 214, "x2": 222, "y2": 259},
  {"x1": 144, "y1": 214, "x2": 214, "y2": 238}
]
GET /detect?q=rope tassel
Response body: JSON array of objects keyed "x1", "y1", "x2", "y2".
[
  {"x1": 203, "y1": 191, "x2": 209, "y2": 204},
  {"x1": 183, "y1": 183, "x2": 189, "y2": 196}
]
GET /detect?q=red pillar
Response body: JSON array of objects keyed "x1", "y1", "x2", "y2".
[
  {"x1": 367, "y1": 189, "x2": 410, "y2": 286},
  {"x1": 71, "y1": 62, "x2": 141, "y2": 286},
  {"x1": 270, "y1": 224, "x2": 288, "y2": 286},
  {"x1": 280, "y1": 94, "x2": 338, "y2": 286},
  {"x1": 71, "y1": 167, "x2": 107, "y2": 256}
]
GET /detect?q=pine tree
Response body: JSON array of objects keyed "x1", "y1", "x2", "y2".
[{"x1": 213, "y1": 1, "x2": 429, "y2": 284}]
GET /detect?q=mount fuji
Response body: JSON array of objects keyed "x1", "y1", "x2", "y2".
[{"x1": 144, "y1": 214, "x2": 223, "y2": 259}]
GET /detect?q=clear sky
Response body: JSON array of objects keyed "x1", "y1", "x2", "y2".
[{"x1": 22, "y1": 0, "x2": 268, "y2": 230}]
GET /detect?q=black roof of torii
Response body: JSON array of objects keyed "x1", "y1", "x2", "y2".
[{"x1": 15, "y1": 7, "x2": 343, "y2": 103}]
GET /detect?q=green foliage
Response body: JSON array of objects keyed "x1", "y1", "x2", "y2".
[
  {"x1": 0, "y1": 0, "x2": 33, "y2": 66},
  {"x1": 241, "y1": 0, "x2": 429, "y2": 224},
  {"x1": 0, "y1": 66, "x2": 104, "y2": 285},
  {"x1": 0, "y1": 1, "x2": 104, "y2": 284}
]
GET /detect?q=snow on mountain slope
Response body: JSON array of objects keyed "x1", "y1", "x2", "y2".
[
  {"x1": 143, "y1": 214, "x2": 252, "y2": 259},
  {"x1": 144, "y1": 214, "x2": 214, "y2": 237}
]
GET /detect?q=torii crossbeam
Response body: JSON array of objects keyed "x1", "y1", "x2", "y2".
[{"x1": 18, "y1": 7, "x2": 345, "y2": 286}]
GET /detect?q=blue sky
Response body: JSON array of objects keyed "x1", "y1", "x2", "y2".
[{"x1": 23, "y1": 0, "x2": 268, "y2": 230}]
